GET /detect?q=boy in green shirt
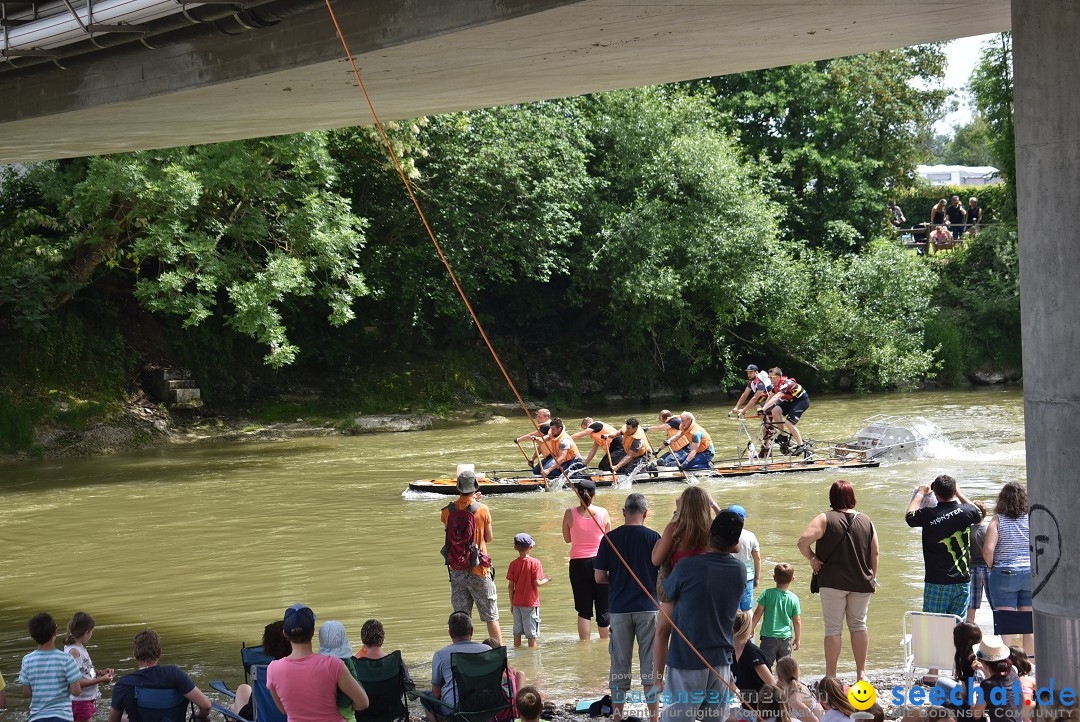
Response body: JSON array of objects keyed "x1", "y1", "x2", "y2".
[{"x1": 751, "y1": 563, "x2": 801, "y2": 666}]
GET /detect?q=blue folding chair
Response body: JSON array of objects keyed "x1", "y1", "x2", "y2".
[
  {"x1": 134, "y1": 687, "x2": 193, "y2": 722},
  {"x1": 211, "y1": 665, "x2": 285, "y2": 722}
]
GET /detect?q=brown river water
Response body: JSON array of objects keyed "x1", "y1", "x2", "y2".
[{"x1": 0, "y1": 387, "x2": 1026, "y2": 715}]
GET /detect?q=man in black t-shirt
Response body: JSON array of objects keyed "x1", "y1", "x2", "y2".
[
  {"x1": 946, "y1": 196, "x2": 968, "y2": 240},
  {"x1": 905, "y1": 474, "x2": 984, "y2": 617}
]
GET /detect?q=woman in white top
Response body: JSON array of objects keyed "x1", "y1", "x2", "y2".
[
  {"x1": 562, "y1": 479, "x2": 612, "y2": 640},
  {"x1": 983, "y1": 481, "x2": 1033, "y2": 654}
]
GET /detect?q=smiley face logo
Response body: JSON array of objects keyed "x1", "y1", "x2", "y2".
[{"x1": 848, "y1": 680, "x2": 877, "y2": 711}]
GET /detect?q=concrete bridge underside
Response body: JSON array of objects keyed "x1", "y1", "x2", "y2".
[{"x1": 1, "y1": 0, "x2": 1010, "y2": 164}]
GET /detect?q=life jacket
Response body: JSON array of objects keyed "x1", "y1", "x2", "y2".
[
  {"x1": 775, "y1": 376, "x2": 805, "y2": 401},
  {"x1": 680, "y1": 422, "x2": 713, "y2": 454},
  {"x1": 621, "y1": 426, "x2": 652, "y2": 458},
  {"x1": 441, "y1": 502, "x2": 491, "y2": 571},
  {"x1": 534, "y1": 426, "x2": 556, "y2": 459},
  {"x1": 552, "y1": 430, "x2": 582, "y2": 464},
  {"x1": 664, "y1": 420, "x2": 689, "y2": 452},
  {"x1": 590, "y1": 423, "x2": 618, "y2": 449}
]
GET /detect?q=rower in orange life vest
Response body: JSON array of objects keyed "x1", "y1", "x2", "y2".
[
  {"x1": 514, "y1": 408, "x2": 555, "y2": 476},
  {"x1": 570, "y1": 417, "x2": 626, "y2": 473},
  {"x1": 731, "y1": 364, "x2": 773, "y2": 417},
  {"x1": 604, "y1": 417, "x2": 652, "y2": 474},
  {"x1": 541, "y1": 417, "x2": 586, "y2": 480},
  {"x1": 647, "y1": 409, "x2": 690, "y2": 467},
  {"x1": 664, "y1": 411, "x2": 714, "y2": 470},
  {"x1": 760, "y1": 367, "x2": 811, "y2": 454}
]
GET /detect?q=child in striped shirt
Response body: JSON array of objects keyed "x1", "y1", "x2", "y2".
[{"x1": 17, "y1": 612, "x2": 83, "y2": 722}]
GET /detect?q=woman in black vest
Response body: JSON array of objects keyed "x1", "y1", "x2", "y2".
[{"x1": 796, "y1": 480, "x2": 878, "y2": 680}]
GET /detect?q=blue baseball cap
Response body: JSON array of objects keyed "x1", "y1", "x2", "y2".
[
  {"x1": 514, "y1": 533, "x2": 536, "y2": 548},
  {"x1": 284, "y1": 604, "x2": 316, "y2": 636},
  {"x1": 727, "y1": 504, "x2": 747, "y2": 519}
]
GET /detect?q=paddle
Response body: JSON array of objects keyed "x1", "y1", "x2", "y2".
[{"x1": 656, "y1": 433, "x2": 691, "y2": 482}]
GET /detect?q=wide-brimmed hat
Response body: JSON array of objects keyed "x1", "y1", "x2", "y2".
[
  {"x1": 317, "y1": 620, "x2": 354, "y2": 658},
  {"x1": 974, "y1": 634, "x2": 1010, "y2": 662},
  {"x1": 457, "y1": 469, "x2": 479, "y2": 494}
]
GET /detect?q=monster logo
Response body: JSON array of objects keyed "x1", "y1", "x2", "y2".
[{"x1": 938, "y1": 527, "x2": 971, "y2": 576}]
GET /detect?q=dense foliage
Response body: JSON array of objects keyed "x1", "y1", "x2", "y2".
[
  {"x1": 969, "y1": 33, "x2": 1015, "y2": 214},
  {"x1": 0, "y1": 43, "x2": 1022, "y2": 441},
  {"x1": 0, "y1": 135, "x2": 366, "y2": 368},
  {"x1": 706, "y1": 46, "x2": 948, "y2": 248}
]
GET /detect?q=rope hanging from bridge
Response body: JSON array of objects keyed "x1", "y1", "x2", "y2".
[{"x1": 321, "y1": 0, "x2": 750, "y2": 708}]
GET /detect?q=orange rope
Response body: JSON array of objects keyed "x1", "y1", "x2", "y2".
[
  {"x1": 322, "y1": 0, "x2": 745, "y2": 706},
  {"x1": 321, "y1": 0, "x2": 589, "y2": 489}
]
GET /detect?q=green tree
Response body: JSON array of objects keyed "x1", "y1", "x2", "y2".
[
  {"x1": 969, "y1": 32, "x2": 1015, "y2": 214},
  {"x1": 761, "y1": 240, "x2": 939, "y2": 389},
  {"x1": 0, "y1": 134, "x2": 366, "y2": 367},
  {"x1": 942, "y1": 115, "x2": 995, "y2": 166},
  {"x1": 573, "y1": 88, "x2": 784, "y2": 384},
  {"x1": 706, "y1": 46, "x2": 948, "y2": 248},
  {"x1": 333, "y1": 103, "x2": 594, "y2": 338}
]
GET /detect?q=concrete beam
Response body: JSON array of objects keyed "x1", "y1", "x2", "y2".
[{"x1": 1, "y1": 0, "x2": 1010, "y2": 163}]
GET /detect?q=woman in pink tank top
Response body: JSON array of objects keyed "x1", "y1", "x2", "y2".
[{"x1": 562, "y1": 480, "x2": 612, "y2": 640}]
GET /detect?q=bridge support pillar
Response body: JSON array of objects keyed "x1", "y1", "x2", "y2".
[{"x1": 1013, "y1": 0, "x2": 1080, "y2": 692}]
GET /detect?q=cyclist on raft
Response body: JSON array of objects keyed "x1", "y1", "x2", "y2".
[
  {"x1": 648, "y1": 410, "x2": 690, "y2": 467},
  {"x1": 760, "y1": 367, "x2": 811, "y2": 454},
  {"x1": 540, "y1": 417, "x2": 586, "y2": 480},
  {"x1": 571, "y1": 417, "x2": 625, "y2": 472},
  {"x1": 662, "y1": 411, "x2": 714, "y2": 470},
  {"x1": 603, "y1": 417, "x2": 653, "y2": 474},
  {"x1": 731, "y1": 364, "x2": 773, "y2": 417},
  {"x1": 514, "y1": 408, "x2": 554, "y2": 475}
]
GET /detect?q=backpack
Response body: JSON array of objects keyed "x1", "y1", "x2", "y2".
[{"x1": 441, "y1": 502, "x2": 491, "y2": 570}]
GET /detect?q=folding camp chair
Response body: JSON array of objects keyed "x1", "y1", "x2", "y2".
[
  {"x1": 354, "y1": 651, "x2": 413, "y2": 722},
  {"x1": 901, "y1": 611, "x2": 962, "y2": 706},
  {"x1": 211, "y1": 664, "x2": 286, "y2": 722},
  {"x1": 414, "y1": 647, "x2": 513, "y2": 722},
  {"x1": 241, "y1": 645, "x2": 274, "y2": 685},
  {"x1": 134, "y1": 687, "x2": 194, "y2": 722}
]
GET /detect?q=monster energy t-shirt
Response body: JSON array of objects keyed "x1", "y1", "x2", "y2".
[{"x1": 906, "y1": 500, "x2": 984, "y2": 584}]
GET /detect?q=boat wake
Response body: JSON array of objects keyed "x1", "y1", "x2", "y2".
[{"x1": 913, "y1": 418, "x2": 1026, "y2": 463}]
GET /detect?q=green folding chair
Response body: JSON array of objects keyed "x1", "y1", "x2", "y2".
[
  {"x1": 354, "y1": 651, "x2": 414, "y2": 722},
  {"x1": 415, "y1": 647, "x2": 512, "y2": 722}
]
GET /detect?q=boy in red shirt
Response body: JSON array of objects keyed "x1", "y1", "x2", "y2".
[{"x1": 506, "y1": 533, "x2": 551, "y2": 647}]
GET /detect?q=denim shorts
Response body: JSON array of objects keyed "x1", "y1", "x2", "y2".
[{"x1": 989, "y1": 566, "x2": 1032, "y2": 608}]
